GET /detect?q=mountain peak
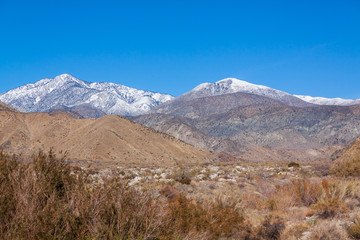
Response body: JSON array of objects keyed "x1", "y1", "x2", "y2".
[
  {"x1": 0, "y1": 75, "x2": 174, "y2": 116},
  {"x1": 216, "y1": 78, "x2": 250, "y2": 85},
  {"x1": 52, "y1": 73, "x2": 88, "y2": 85},
  {"x1": 216, "y1": 78, "x2": 269, "y2": 89},
  {"x1": 192, "y1": 78, "x2": 270, "y2": 95},
  {"x1": 57, "y1": 73, "x2": 74, "y2": 79},
  {"x1": 190, "y1": 78, "x2": 272, "y2": 96},
  {"x1": 185, "y1": 78, "x2": 313, "y2": 108}
]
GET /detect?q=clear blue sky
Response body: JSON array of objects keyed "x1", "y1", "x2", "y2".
[{"x1": 1, "y1": 0, "x2": 359, "y2": 98}]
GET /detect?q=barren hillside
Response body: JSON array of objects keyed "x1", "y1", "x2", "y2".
[{"x1": 0, "y1": 110, "x2": 211, "y2": 167}]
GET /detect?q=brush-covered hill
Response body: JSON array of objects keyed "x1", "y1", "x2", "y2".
[{"x1": 0, "y1": 110, "x2": 211, "y2": 167}]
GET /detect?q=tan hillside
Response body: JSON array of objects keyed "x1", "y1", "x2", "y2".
[
  {"x1": 333, "y1": 137, "x2": 360, "y2": 162},
  {"x1": 331, "y1": 136, "x2": 360, "y2": 176},
  {"x1": 0, "y1": 111, "x2": 211, "y2": 167}
]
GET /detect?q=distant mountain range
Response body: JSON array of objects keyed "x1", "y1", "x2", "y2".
[
  {"x1": 1, "y1": 75, "x2": 360, "y2": 118},
  {"x1": 137, "y1": 92, "x2": 360, "y2": 151},
  {"x1": 1, "y1": 74, "x2": 360, "y2": 162},
  {"x1": 0, "y1": 74, "x2": 174, "y2": 117},
  {"x1": 134, "y1": 79, "x2": 360, "y2": 160},
  {"x1": 154, "y1": 78, "x2": 360, "y2": 108},
  {"x1": 295, "y1": 95, "x2": 360, "y2": 106}
]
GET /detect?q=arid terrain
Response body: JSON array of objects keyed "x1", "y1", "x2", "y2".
[
  {"x1": 1, "y1": 99, "x2": 360, "y2": 239},
  {"x1": 0, "y1": 108, "x2": 211, "y2": 168}
]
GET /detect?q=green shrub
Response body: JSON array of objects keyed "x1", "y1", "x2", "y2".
[{"x1": 288, "y1": 162, "x2": 300, "y2": 168}]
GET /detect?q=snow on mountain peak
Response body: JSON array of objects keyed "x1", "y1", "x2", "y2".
[
  {"x1": 216, "y1": 78, "x2": 255, "y2": 86},
  {"x1": 295, "y1": 95, "x2": 360, "y2": 106},
  {"x1": 191, "y1": 78, "x2": 272, "y2": 95},
  {"x1": 188, "y1": 78, "x2": 360, "y2": 107},
  {"x1": 53, "y1": 74, "x2": 90, "y2": 87},
  {"x1": 190, "y1": 78, "x2": 281, "y2": 97},
  {"x1": 57, "y1": 73, "x2": 73, "y2": 79},
  {"x1": 186, "y1": 78, "x2": 314, "y2": 107},
  {"x1": 216, "y1": 78, "x2": 270, "y2": 91},
  {"x1": 0, "y1": 74, "x2": 174, "y2": 116},
  {"x1": 192, "y1": 82, "x2": 212, "y2": 91}
]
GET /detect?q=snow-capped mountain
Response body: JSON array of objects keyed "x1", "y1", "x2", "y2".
[
  {"x1": 181, "y1": 78, "x2": 313, "y2": 107},
  {"x1": 0, "y1": 74, "x2": 174, "y2": 116},
  {"x1": 295, "y1": 95, "x2": 360, "y2": 106}
]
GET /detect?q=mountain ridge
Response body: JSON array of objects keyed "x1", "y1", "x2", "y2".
[
  {"x1": 0, "y1": 74, "x2": 174, "y2": 117},
  {"x1": 2, "y1": 76, "x2": 360, "y2": 118},
  {"x1": 174, "y1": 78, "x2": 315, "y2": 108},
  {"x1": 136, "y1": 91, "x2": 360, "y2": 160}
]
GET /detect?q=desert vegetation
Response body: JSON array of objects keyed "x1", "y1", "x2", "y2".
[{"x1": 1, "y1": 150, "x2": 360, "y2": 239}]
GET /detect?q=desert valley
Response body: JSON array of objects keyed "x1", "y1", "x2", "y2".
[{"x1": 0, "y1": 74, "x2": 360, "y2": 239}]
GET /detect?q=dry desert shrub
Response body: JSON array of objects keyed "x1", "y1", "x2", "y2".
[
  {"x1": 264, "y1": 178, "x2": 359, "y2": 219},
  {"x1": 171, "y1": 164, "x2": 193, "y2": 185},
  {"x1": 0, "y1": 150, "x2": 254, "y2": 239},
  {"x1": 0, "y1": 151, "x2": 168, "y2": 239},
  {"x1": 256, "y1": 214, "x2": 285, "y2": 240},
  {"x1": 166, "y1": 195, "x2": 246, "y2": 239},
  {"x1": 348, "y1": 215, "x2": 360, "y2": 239},
  {"x1": 331, "y1": 155, "x2": 360, "y2": 177},
  {"x1": 310, "y1": 198, "x2": 348, "y2": 219},
  {"x1": 306, "y1": 220, "x2": 350, "y2": 240},
  {"x1": 280, "y1": 222, "x2": 309, "y2": 240},
  {"x1": 265, "y1": 179, "x2": 321, "y2": 212},
  {"x1": 308, "y1": 179, "x2": 350, "y2": 219},
  {"x1": 241, "y1": 191, "x2": 264, "y2": 211}
]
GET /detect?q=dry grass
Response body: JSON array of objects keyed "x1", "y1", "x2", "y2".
[
  {"x1": 263, "y1": 179, "x2": 321, "y2": 213},
  {"x1": 348, "y1": 215, "x2": 360, "y2": 239}
]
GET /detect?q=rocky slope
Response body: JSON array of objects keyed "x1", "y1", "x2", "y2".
[
  {"x1": 0, "y1": 74, "x2": 174, "y2": 117},
  {"x1": 136, "y1": 92, "x2": 360, "y2": 160},
  {"x1": 0, "y1": 110, "x2": 211, "y2": 167}
]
